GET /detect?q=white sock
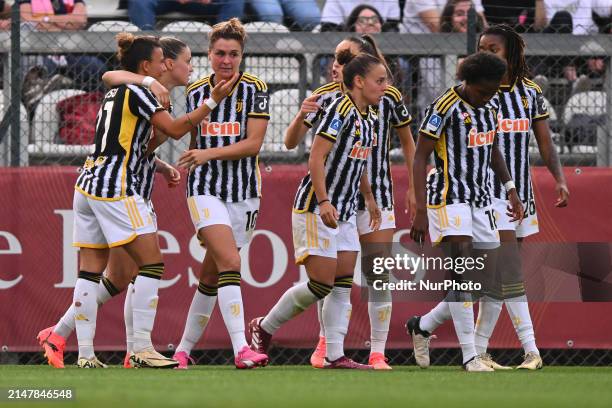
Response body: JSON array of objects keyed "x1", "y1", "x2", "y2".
[
  {"x1": 474, "y1": 296, "x2": 503, "y2": 355},
  {"x1": 367, "y1": 284, "x2": 391, "y2": 355},
  {"x1": 54, "y1": 276, "x2": 117, "y2": 339},
  {"x1": 176, "y1": 283, "x2": 217, "y2": 355},
  {"x1": 420, "y1": 301, "x2": 451, "y2": 333},
  {"x1": 124, "y1": 282, "x2": 134, "y2": 354},
  {"x1": 505, "y1": 295, "x2": 539, "y2": 355},
  {"x1": 132, "y1": 263, "x2": 164, "y2": 352},
  {"x1": 323, "y1": 283, "x2": 352, "y2": 362},
  {"x1": 73, "y1": 274, "x2": 100, "y2": 359},
  {"x1": 448, "y1": 292, "x2": 477, "y2": 364},
  {"x1": 217, "y1": 272, "x2": 248, "y2": 355},
  {"x1": 317, "y1": 299, "x2": 325, "y2": 338},
  {"x1": 261, "y1": 281, "x2": 322, "y2": 335}
]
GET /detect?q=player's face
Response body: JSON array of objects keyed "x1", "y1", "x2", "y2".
[
  {"x1": 166, "y1": 46, "x2": 193, "y2": 87},
  {"x1": 360, "y1": 63, "x2": 388, "y2": 105},
  {"x1": 451, "y1": 1, "x2": 471, "y2": 33},
  {"x1": 209, "y1": 39, "x2": 242, "y2": 81},
  {"x1": 142, "y1": 47, "x2": 166, "y2": 79},
  {"x1": 331, "y1": 40, "x2": 360, "y2": 83},
  {"x1": 478, "y1": 34, "x2": 507, "y2": 62},
  {"x1": 465, "y1": 79, "x2": 500, "y2": 107}
]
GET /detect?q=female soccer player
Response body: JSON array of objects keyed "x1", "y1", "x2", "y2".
[
  {"x1": 249, "y1": 53, "x2": 385, "y2": 369},
  {"x1": 285, "y1": 35, "x2": 416, "y2": 370},
  {"x1": 172, "y1": 18, "x2": 270, "y2": 369},
  {"x1": 36, "y1": 36, "x2": 191, "y2": 369},
  {"x1": 406, "y1": 52, "x2": 524, "y2": 372},
  {"x1": 46, "y1": 33, "x2": 235, "y2": 369},
  {"x1": 473, "y1": 24, "x2": 569, "y2": 370}
]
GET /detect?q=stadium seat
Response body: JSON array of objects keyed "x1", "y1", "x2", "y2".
[
  {"x1": 88, "y1": 20, "x2": 139, "y2": 32},
  {"x1": 86, "y1": 0, "x2": 126, "y2": 20},
  {"x1": 161, "y1": 21, "x2": 213, "y2": 33},
  {"x1": 243, "y1": 22, "x2": 301, "y2": 85},
  {"x1": 561, "y1": 91, "x2": 606, "y2": 151},
  {"x1": 264, "y1": 88, "x2": 311, "y2": 153},
  {"x1": 0, "y1": 90, "x2": 30, "y2": 166},
  {"x1": 29, "y1": 89, "x2": 93, "y2": 157}
]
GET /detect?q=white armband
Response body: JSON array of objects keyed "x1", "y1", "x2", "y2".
[
  {"x1": 142, "y1": 76, "x2": 155, "y2": 88},
  {"x1": 205, "y1": 98, "x2": 218, "y2": 110},
  {"x1": 504, "y1": 180, "x2": 516, "y2": 191}
]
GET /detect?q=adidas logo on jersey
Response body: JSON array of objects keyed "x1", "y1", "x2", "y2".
[
  {"x1": 201, "y1": 121, "x2": 241, "y2": 137},
  {"x1": 349, "y1": 140, "x2": 371, "y2": 160},
  {"x1": 468, "y1": 127, "x2": 495, "y2": 148},
  {"x1": 497, "y1": 113, "x2": 530, "y2": 133}
]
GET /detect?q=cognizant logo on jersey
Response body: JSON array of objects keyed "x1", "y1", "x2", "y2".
[
  {"x1": 349, "y1": 141, "x2": 371, "y2": 160},
  {"x1": 497, "y1": 113, "x2": 530, "y2": 133},
  {"x1": 468, "y1": 128, "x2": 495, "y2": 148},
  {"x1": 201, "y1": 121, "x2": 241, "y2": 137}
]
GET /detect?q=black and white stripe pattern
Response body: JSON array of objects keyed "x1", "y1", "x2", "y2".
[
  {"x1": 185, "y1": 72, "x2": 270, "y2": 202},
  {"x1": 420, "y1": 86, "x2": 498, "y2": 208},
  {"x1": 134, "y1": 153, "x2": 156, "y2": 200},
  {"x1": 303, "y1": 81, "x2": 344, "y2": 129},
  {"x1": 489, "y1": 79, "x2": 549, "y2": 203},
  {"x1": 75, "y1": 85, "x2": 163, "y2": 199},
  {"x1": 357, "y1": 86, "x2": 412, "y2": 211},
  {"x1": 294, "y1": 94, "x2": 375, "y2": 221}
]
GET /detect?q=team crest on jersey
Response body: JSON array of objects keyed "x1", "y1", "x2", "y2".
[
  {"x1": 201, "y1": 121, "x2": 241, "y2": 137},
  {"x1": 468, "y1": 127, "x2": 495, "y2": 147},
  {"x1": 462, "y1": 112, "x2": 472, "y2": 125},
  {"x1": 236, "y1": 99, "x2": 243, "y2": 113},
  {"x1": 522, "y1": 96, "x2": 529, "y2": 109},
  {"x1": 348, "y1": 140, "x2": 371, "y2": 160}
]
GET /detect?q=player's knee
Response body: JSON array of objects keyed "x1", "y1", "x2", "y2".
[{"x1": 216, "y1": 253, "x2": 241, "y2": 272}]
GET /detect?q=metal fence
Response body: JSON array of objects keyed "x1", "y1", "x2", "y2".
[{"x1": 1, "y1": 11, "x2": 611, "y2": 167}]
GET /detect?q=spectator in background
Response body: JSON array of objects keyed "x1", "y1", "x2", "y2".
[
  {"x1": 121, "y1": 0, "x2": 245, "y2": 30},
  {"x1": 321, "y1": 1, "x2": 401, "y2": 32},
  {"x1": 248, "y1": 0, "x2": 320, "y2": 31},
  {"x1": 440, "y1": 0, "x2": 485, "y2": 32},
  {"x1": 592, "y1": 0, "x2": 611, "y2": 33},
  {"x1": 401, "y1": 0, "x2": 487, "y2": 33},
  {"x1": 482, "y1": 0, "x2": 546, "y2": 32},
  {"x1": 19, "y1": 0, "x2": 107, "y2": 110},
  {"x1": 542, "y1": 0, "x2": 596, "y2": 34},
  {"x1": 0, "y1": 0, "x2": 10, "y2": 30}
]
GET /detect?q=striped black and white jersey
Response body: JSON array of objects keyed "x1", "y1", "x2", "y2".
[
  {"x1": 303, "y1": 82, "x2": 344, "y2": 129},
  {"x1": 135, "y1": 153, "x2": 156, "y2": 201},
  {"x1": 357, "y1": 85, "x2": 412, "y2": 211},
  {"x1": 75, "y1": 85, "x2": 164, "y2": 200},
  {"x1": 185, "y1": 72, "x2": 270, "y2": 202},
  {"x1": 420, "y1": 86, "x2": 499, "y2": 208},
  {"x1": 489, "y1": 78, "x2": 549, "y2": 203},
  {"x1": 293, "y1": 94, "x2": 375, "y2": 221}
]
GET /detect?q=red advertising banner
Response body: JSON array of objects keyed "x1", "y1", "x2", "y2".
[{"x1": 1, "y1": 165, "x2": 611, "y2": 352}]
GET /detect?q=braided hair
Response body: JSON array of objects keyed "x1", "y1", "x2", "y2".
[{"x1": 479, "y1": 24, "x2": 530, "y2": 85}]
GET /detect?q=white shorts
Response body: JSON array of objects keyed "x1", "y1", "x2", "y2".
[
  {"x1": 356, "y1": 208, "x2": 396, "y2": 235},
  {"x1": 492, "y1": 197, "x2": 539, "y2": 238},
  {"x1": 427, "y1": 203, "x2": 500, "y2": 248},
  {"x1": 73, "y1": 191, "x2": 156, "y2": 248},
  {"x1": 292, "y1": 212, "x2": 360, "y2": 265},
  {"x1": 187, "y1": 195, "x2": 260, "y2": 248}
]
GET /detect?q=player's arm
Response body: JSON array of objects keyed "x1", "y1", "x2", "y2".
[
  {"x1": 397, "y1": 125, "x2": 416, "y2": 219},
  {"x1": 146, "y1": 128, "x2": 170, "y2": 156},
  {"x1": 533, "y1": 119, "x2": 569, "y2": 207},
  {"x1": 309, "y1": 134, "x2": 338, "y2": 228},
  {"x1": 154, "y1": 157, "x2": 180, "y2": 188},
  {"x1": 151, "y1": 72, "x2": 238, "y2": 139},
  {"x1": 284, "y1": 94, "x2": 320, "y2": 150},
  {"x1": 102, "y1": 70, "x2": 170, "y2": 108},
  {"x1": 410, "y1": 133, "x2": 435, "y2": 244},
  {"x1": 491, "y1": 140, "x2": 524, "y2": 223},
  {"x1": 359, "y1": 171, "x2": 381, "y2": 231}
]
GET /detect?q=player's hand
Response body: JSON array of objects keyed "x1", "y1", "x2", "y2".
[
  {"x1": 410, "y1": 208, "x2": 428, "y2": 247},
  {"x1": 319, "y1": 201, "x2": 339, "y2": 229},
  {"x1": 405, "y1": 186, "x2": 417, "y2": 221},
  {"x1": 159, "y1": 163, "x2": 181, "y2": 188},
  {"x1": 210, "y1": 72, "x2": 240, "y2": 105},
  {"x1": 365, "y1": 197, "x2": 382, "y2": 231},
  {"x1": 178, "y1": 149, "x2": 212, "y2": 172},
  {"x1": 299, "y1": 94, "x2": 320, "y2": 118},
  {"x1": 150, "y1": 80, "x2": 170, "y2": 109},
  {"x1": 507, "y1": 189, "x2": 525, "y2": 224},
  {"x1": 555, "y1": 182, "x2": 569, "y2": 207}
]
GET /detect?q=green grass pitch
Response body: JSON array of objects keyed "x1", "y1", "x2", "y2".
[{"x1": 1, "y1": 365, "x2": 611, "y2": 408}]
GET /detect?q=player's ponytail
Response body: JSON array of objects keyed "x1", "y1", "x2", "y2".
[
  {"x1": 209, "y1": 17, "x2": 247, "y2": 51},
  {"x1": 343, "y1": 53, "x2": 383, "y2": 89},
  {"x1": 344, "y1": 34, "x2": 392, "y2": 82},
  {"x1": 115, "y1": 33, "x2": 161, "y2": 73}
]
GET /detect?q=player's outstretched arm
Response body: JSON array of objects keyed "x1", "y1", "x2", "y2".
[
  {"x1": 284, "y1": 94, "x2": 320, "y2": 150},
  {"x1": 102, "y1": 70, "x2": 170, "y2": 108},
  {"x1": 410, "y1": 133, "x2": 435, "y2": 244},
  {"x1": 533, "y1": 119, "x2": 569, "y2": 207}
]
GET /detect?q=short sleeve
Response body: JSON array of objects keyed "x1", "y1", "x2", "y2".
[
  {"x1": 315, "y1": 102, "x2": 347, "y2": 143},
  {"x1": 385, "y1": 87, "x2": 412, "y2": 128},
  {"x1": 532, "y1": 88, "x2": 549, "y2": 121},
  {"x1": 248, "y1": 86, "x2": 270, "y2": 120},
  {"x1": 419, "y1": 103, "x2": 449, "y2": 140},
  {"x1": 127, "y1": 85, "x2": 164, "y2": 121}
]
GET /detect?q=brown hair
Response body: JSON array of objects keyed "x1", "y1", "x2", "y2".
[
  {"x1": 116, "y1": 32, "x2": 161, "y2": 72},
  {"x1": 343, "y1": 53, "x2": 383, "y2": 89},
  {"x1": 342, "y1": 34, "x2": 391, "y2": 81},
  {"x1": 160, "y1": 36, "x2": 188, "y2": 60},
  {"x1": 209, "y1": 18, "x2": 247, "y2": 51}
]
